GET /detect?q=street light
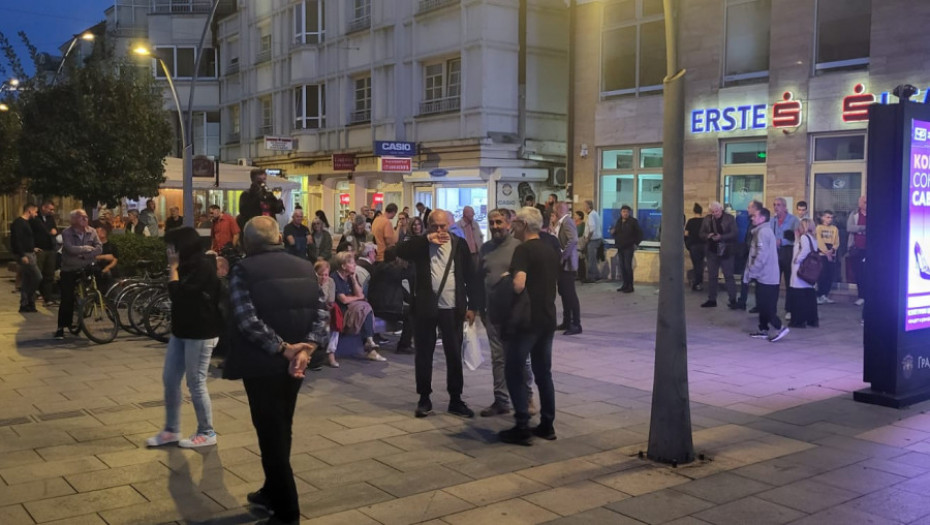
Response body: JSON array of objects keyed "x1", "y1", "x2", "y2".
[
  {"x1": 0, "y1": 103, "x2": 9, "y2": 112},
  {"x1": 0, "y1": 78, "x2": 19, "y2": 94},
  {"x1": 54, "y1": 32, "x2": 95, "y2": 84}
]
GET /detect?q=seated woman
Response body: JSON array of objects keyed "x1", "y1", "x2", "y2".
[
  {"x1": 314, "y1": 259, "x2": 339, "y2": 368},
  {"x1": 331, "y1": 252, "x2": 387, "y2": 362}
]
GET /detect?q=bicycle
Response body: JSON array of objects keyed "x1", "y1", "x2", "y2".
[{"x1": 70, "y1": 264, "x2": 120, "y2": 344}]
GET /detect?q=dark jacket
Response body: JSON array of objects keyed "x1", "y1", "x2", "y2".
[
  {"x1": 395, "y1": 234, "x2": 478, "y2": 318},
  {"x1": 10, "y1": 217, "x2": 35, "y2": 258},
  {"x1": 222, "y1": 250, "x2": 321, "y2": 379},
  {"x1": 238, "y1": 184, "x2": 285, "y2": 229},
  {"x1": 612, "y1": 217, "x2": 644, "y2": 249},
  {"x1": 308, "y1": 230, "x2": 333, "y2": 261},
  {"x1": 30, "y1": 213, "x2": 57, "y2": 250},
  {"x1": 368, "y1": 260, "x2": 408, "y2": 322},
  {"x1": 699, "y1": 212, "x2": 739, "y2": 253},
  {"x1": 169, "y1": 255, "x2": 223, "y2": 339}
]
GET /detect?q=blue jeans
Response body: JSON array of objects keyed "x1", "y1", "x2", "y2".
[
  {"x1": 505, "y1": 329, "x2": 555, "y2": 428},
  {"x1": 163, "y1": 336, "x2": 218, "y2": 435},
  {"x1": 585, "y1": 239, "x2": 602, "y2": 280}
]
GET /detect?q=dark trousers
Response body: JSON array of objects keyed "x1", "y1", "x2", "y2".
[
  {"x1": 36, "y1": 249, "x2": 57, "y2": 301},
  {"x1": 414, "y1": 309, "x2": 464, "y2": 397},
  {"x1": 787, "y1": 287, "x2": 818, "y2": 327},
  {"x1": 852, "y1": 248, "x2": 867, "y2": 298},
  {"x1": 618, "y1": 247, "x2": 635, "y2": 290},
  {"x1": 557, "y1": 270, "x2": 581, "y2": 327},
  {"x1": 817, "y1": 256, "x2": 835, "y2": 297},
  {"x1": 243, "y1": 374, "x2": 303, "y2": 522},
  {"x1": 57, "y1": 270, "x2": 79, "y2": 330},
  {"x1": 18, "y1": 254, "x2": 41, "y2": 309},
  {"x1": 688, "y1": 245, "x2": 705, "y2": 287},
  {"x1": 777, "y1": 246, "x2": 793, "y2": 309},
  {"x1": 506, "y1": 329, "x2": 555, "y2": 428},
  {"x1": 755, "y1": 282, "x2": 782, "y2": 332},
  {"x1": 706, "y1": 252, "x2": 736, "y2": 303},
  {"x1": 398, "y1": 306, "x2": 414, "y2": 349}
]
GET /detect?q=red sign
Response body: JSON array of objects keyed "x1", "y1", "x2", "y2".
[
  {"x1": 339, "y1": 193, "x2": 351, "y2": 205},
  {"x1": 843, "y1": 83, "x2": 875, "y2": 122},
  {"x1": 332, "y1": 153, "x2": 356, "y2": 171},
  {"x1": 372, "y1": 193, "x2": 384, "y2": 205},
  {"x1": 772, "y1": 91, "x2": 802, "y2": 128},
  {"x1": 380, "y1": 157, "x2": 412, "y2": 172}
]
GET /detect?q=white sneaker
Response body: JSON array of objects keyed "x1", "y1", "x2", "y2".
[
  {"x1": 769, "y1": 326, "x2": 790, "y2": 342},
  {"x1": 178, "y1": 432, "x2": 217, "y2": 448},
  {"x1": 817, "y1": 295, "x2": 827, "y2": 305},
  {"x1": 145, "y1": 431, "x2": 180, "y2": 447},
  {"x1": 855, "y1": 298, "x2": 865, "y2": 306},
  {"x1": 366, "y1": 351, "x2": 387, "y2": 362},
  {"x1": 823, "y1": 296, "x2": 835, "y2": 304},
  {"x1": 785, "y1": 312, "x2": 792, "y2": 321}
]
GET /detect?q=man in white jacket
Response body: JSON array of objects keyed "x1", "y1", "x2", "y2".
[{"x1": 744, "y1": 208, "x2": 789, "y2": 342}]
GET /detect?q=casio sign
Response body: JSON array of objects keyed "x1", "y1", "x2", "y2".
[{"x1": 374, "y1": 141, "x2": 417, "y2": 157}]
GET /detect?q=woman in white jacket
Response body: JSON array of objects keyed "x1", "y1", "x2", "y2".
[{"x1": 788, "y1": 219, "x2": 819, "y2": 328}]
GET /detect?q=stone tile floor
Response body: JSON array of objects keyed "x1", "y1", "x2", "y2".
[{"x1": 1, "y1": 272, "x2": 928, "y2": 524}]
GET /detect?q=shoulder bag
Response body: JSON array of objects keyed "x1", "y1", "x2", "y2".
[{"x1": 797, "y1": 235, "x2": 823, "y2": 285}]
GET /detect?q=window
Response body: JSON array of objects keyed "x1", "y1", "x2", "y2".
[
  {"x1": 599, "y1": 146, "x2": 663, "y2": 244},
  {"x1": 153, "y1": 46, "x2": 217, "y2": 78},
  {"x1": 352, "y1": 76, "x2": 371, "y2": 123},
  {"x1": 815, "y1": 0, "x2": 870, "y2": 71},
  {"x1": 295, "y1": 85, "x2": 326, "y2": 130},
  {"x1": 353, "y1": 0, "x2": 370, "y2": 21},
  {"x1": 724, "y1": 0, "x2": 770, "y2": 84},
  {"x1": 257, "y1": 32, "x2": 272, "y2": 62},
  {"x1": 721, "y1": 140, "x2": 767, "y2": 244},
  {"x1": 229, "y1": 104, "x2": 240, "y2": 141},
  {"x1": 420, "y1": 58, "x2": 461, "y2": 115},
  {"x1": 259, "y1": 96, "x2": 273, "y2": 135},
  {"x1": 601, "y1": 0, "x2": 665, "y2": 96},
  {"x1": 294, "y1": 0, "x2": 325, "y2": 45},
  {"x1": 813, "y1": 134, "x2": 865, "y2": 161}
]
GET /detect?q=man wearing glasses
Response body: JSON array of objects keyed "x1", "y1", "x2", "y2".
[{"x1": 55, "y1": 210, "x2": 102, "y2": 339}]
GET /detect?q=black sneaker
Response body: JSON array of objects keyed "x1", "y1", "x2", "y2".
[
  {"x1": 748, "y1": 306, "x2": 759, "y2": 314},
  {"x1": 247, "y1": 489, "x2": 274, "y2": 514},
  {"x1": 448, "y1": 399, "x2": 474, "y2": 418},
  {"x1": 532, "y1": 423, "x2": 557, "y2": 441},
  {"x1": 415, "y1": 396, "x2": 433, "y2": 418},
  {"x1": 700, "y1": 300, "x2": 717, "y2": 308},
  {"x1": 499, "y1": 426, "x2": 533, "y2": 446},
  {"x1": 54, "y1": 328, "x2": 65, "y2": 340},
  {"x1": 395, "y1": 345, "x2": 415, "y2": 354},
  {"x1": 727, "y1": 301, "x2": 742, "y2": 310},
  {"x1": 480, "y1": 402, "x2": 511, "y2": 417}
]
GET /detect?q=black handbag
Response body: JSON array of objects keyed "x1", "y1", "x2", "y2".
[{"x1": 797, "y1": 235, "x2": 823, "y2": 285}]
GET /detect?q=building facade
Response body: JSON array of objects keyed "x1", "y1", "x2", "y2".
[
  {"x1": 571, "y1": 0, "x2": 930, "y2": 283},
  {"x1": 216, "y1": 0, "x2": 570, "y2": 233}
]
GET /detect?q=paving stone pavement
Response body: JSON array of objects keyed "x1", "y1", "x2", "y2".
[{"x1": 2, "y1": 271, "x2": 930, "y2": 524}]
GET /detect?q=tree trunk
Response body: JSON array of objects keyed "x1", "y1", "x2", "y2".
[{"x1": 646, "y1": 0, "x2": 694, "y2": 465}]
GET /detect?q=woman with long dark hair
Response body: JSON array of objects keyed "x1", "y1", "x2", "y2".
[
  {"x1": 315, "y1": 210, "x2": 330, "y2": 230},
  {"x1": 409, "y1": 217, "x2": 425, "y2": 237},
  {"x1": 146, "y1": 227, "x2": 223, "y2": 448}
]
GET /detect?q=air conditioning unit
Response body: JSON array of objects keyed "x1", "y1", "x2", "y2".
[
  {"x1": 550, "y1": 166, "x2": 568, "y2": 187},
  {"x1": 237, "y1": 158, "x2": 250, "y2": 166}
]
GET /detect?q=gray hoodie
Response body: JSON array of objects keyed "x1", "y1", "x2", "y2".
[{"x1": 744, "y1": 221, "x2": 780, "y2": 285}]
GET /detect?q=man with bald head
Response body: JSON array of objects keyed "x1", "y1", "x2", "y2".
[
  {"x1": 456, "y1": 205, "x2": 484, "y2": 269},
  {"x1": 396, "y1": 208, "x2": 479, "y2": 419}
]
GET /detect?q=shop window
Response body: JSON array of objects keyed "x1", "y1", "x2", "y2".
[
  {"x1": 599, "y1": 146, "x2": 663, "y2": 245},
  {"x1": 601, "y1": 0, "x2": 665, "y2": 97},
  {"x1": 294, "y1": 0, "x2": 326, "y2": 45},
  {"x1": 724, "y1": 0, "x2": 770, "y2": 85},
  {"x1": 813, "y1": 134, "x2": 865, "y2": 161},
  {"x1": 815, "y1": 0, "x2": 870, "y2": 72},
  {"x1": 295, "y1": 84, "x2": 326, "y2": 130},
  {"x1": 725, "y1": 141, "x2": 767, "y2": 164},
  {"x1": 722, "y1": 140, "x2": 767, "y2": 242}
]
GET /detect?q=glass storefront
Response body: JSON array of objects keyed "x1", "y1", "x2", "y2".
[{"x1": 599, "y1": 146, "x2": 663, "y2": 245}]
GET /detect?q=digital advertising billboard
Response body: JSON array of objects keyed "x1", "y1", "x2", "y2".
[{"x1": 906, "y1": 118, "x2": 930, "y2": 331}]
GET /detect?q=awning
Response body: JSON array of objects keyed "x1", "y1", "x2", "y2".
[{"x1": 161, "y1": 157, "x2": 300, "y2": 191}]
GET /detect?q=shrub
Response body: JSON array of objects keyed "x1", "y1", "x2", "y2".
[{"x1": 108, "y1": 233, "x2": 166, "y2": 276}]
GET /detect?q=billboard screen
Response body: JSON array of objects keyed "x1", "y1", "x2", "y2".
[{"x1": 906, "y1": 118, "x2": 930, "y2": 331}]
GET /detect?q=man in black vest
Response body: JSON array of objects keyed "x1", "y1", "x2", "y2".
[
  {"x1": 222, "y1": 216, "x2": 329, "y2": 525},
  {"x1": 31, "y1": 200, "x2": 59, "y2": 305},
  {"x1": 396, "y1": 209, "x2": 479, "y2": 419}
]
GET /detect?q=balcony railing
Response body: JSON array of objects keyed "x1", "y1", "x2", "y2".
[
  {"x1": 255, "y1": 49, "x2": 271, "y2": 64},
  {"x1": 418, "y1": 96, "x2": 460, "y2": 116},
  {"x1": 226, "y1": 132, "x2": 240, "y2": 144},
  {"x1": 350, "y1": 109, "x2": 371, "y2": 124},
  {"x1": 257, "y1": 125, "x2": 272, "y2": 137},
  {"x1": 151, "y1": 0, "x2": 212, "y2": 14},
  {"x1": 226, "y1": 59, "x2": 239, "y2": 75},
  {"x1": 347, "y1": 16, "x2": 371, "y2": 34},
  {"x1": 417, "y1": 0, "x2": 458, "y2": 15}
]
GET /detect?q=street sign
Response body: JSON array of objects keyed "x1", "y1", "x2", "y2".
[
  {"x1": 429, "y1": 168, "x2": 448, "y2": 177},
  {"x1": 265, "y1": 136, "x2": 295, "y2": 151},
  {"x1": 380, "y1": 157, "x2": 412, "y2": 172},
  {"x1": 332, "y1": 153, "x2": 356, "y2": 171},
  {"x1": 374, "y1": 140, "x2": 417, "y2": 157}
]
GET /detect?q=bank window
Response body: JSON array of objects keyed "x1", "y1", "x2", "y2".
[
  {"x1": 725, "y1": 141, "x2": 767, "y2": 164},
  {"x1": 813, "y1": 134, "x2": 865, "y2": 161},
  {"x1": 815, "y1": 0, "x2": 870, "y2": 72},
  {"x1": 724, "y1": 0, "x2": 770, "y2": 85},
  {"x1": 294, "y1": 0, "x2": 326, "y2": 45},
  {"x1": 601, "y1": 0, "x2": 666, "y2": 97},
  {"x1": 721, "y1": 140, "x2": 766, "y2": 244},
  {"x1": 600, "y1": 146, "x2": 663, "y2": 245},
  {"x1": 295, "y1": 84, "x2": 326, "y2": 130}
]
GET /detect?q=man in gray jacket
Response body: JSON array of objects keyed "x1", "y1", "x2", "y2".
[
  {"x1": 744, "y1": 208, "x2": 789, "y2": 342},
  {"x1": 700, "y1": 202, "x2": 738, "y2": 308},
  {"x1": 556, "y1": 201, "x2": 582, "y2": 335}
]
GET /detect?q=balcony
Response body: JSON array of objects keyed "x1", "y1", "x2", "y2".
[
  {"x1": 349, "y1": 109, "x2": 371, "y2": 124},
  {"x1": 150, "y1": 0, "x2": 237, "y2": 15},
  {"x1": 226, "y1": 132, "x2": 240, "y2": 144},
  {"x1": 417, "y1": 0, "x2": 458, "y2": 15},
  {"x1": 346, "y1": 16, "x2": 371, "y2": 34},
  {"x1": 418, "y1": 96, "x2": 460, "y2": 116},
  {"x1": 255, "y1": 49, "x2": 271, "y2": 64},
  {"x1": 257, "y1": 125, "x2": 272, "y2": 137},
  {"x1": 226, "y1": 59, "x2": 239, "y2": 75}
]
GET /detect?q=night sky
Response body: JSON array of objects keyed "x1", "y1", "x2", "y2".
[{"x1": 0, "y1": 1, "x2": 113, "y2": 77}]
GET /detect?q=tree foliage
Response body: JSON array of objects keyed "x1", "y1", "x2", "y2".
[{"x1": 16, "y1": 47, "x2": 172, "y2": 208}]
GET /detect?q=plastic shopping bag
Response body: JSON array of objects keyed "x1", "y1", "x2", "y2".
[{"x1": 463, "y1": 320, "x2": 484, "y2": 371}]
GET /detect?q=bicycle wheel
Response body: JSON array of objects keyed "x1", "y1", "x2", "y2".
[
  {"x1": 128, "y1": 286, "x2": 163, "y2": 336},
  {"x1": 143, "y1": 292, "x2": 171, "y2": 343},
  {"x1": 79, "y1": 294, "x2": 119, "y2": 344},
  {"x1": 114, "y1": 283, "x2": 149, "y2": 334},
  {"x1": 70, "y1": 306, "x2": 82, "y2": 335}
]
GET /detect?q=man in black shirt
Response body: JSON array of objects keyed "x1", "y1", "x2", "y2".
[
  {"x1": 31, "y1": 200, "x2": 59, "y2": 305},
  {"x1": 11, "y1": 203, "x2": 41, "y2": 313},
  {"x1": 499, "y1": 206, "x2": 560, "y2": 446},
  {"x1": 165, "y1": 206, "x2": 184, "y2": 231}
]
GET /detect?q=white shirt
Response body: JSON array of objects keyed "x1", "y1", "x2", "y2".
[
  {"x1": 429, "y1": 241, "x2": 456, "y2": 309},
  {"x1": 585, "y1": 210, "x2": 602, "y2": 241}
]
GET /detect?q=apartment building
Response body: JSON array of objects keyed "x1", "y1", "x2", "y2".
[
  {"x1": 571, "y1": 0, "x2": 930, "y2": 283},
  {"x1": 216, "y1": 0, "x2": 570, "y2": 231}
]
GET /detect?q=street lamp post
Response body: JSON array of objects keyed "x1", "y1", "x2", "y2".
[{"x1": 54, "y1": 33, "x2": 95, "y2": 84}]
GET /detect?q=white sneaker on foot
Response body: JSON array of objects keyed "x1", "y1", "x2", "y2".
[
  {"x1": 855, "y1": 298, "x2": 865, "y2": 306},
  {"x1": 823, "y1": 295, "x2": 835, "y2": 304},
  {"x1": 179, "y1": 432, "x2": 217, "y2": 448},
  {"x1": 769, "y1": 326, "x2": 790, "y2": 342},
  {"x1": 749, "y1": 330, "x2": 769, "y2": 339},
  {"x1": 146, "y1": 430, "x2": 180, "y2": 447},
  {"x1": 785, "y1": 312, "x2": 792, "y2": 320},
  {"x1": 817, "y1": 295, "x2": 827, "y2": 305},
  {"x1": 366, "y1": 351, "x2": 387, "y2": 362}
]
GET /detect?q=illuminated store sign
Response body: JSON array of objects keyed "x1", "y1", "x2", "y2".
[
  {"x1": 772, "y1": 92, "x2": 802, "y2": 128},
  {"x1": 908, "y1": 118, "x2": 930, "y2": 331}
]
